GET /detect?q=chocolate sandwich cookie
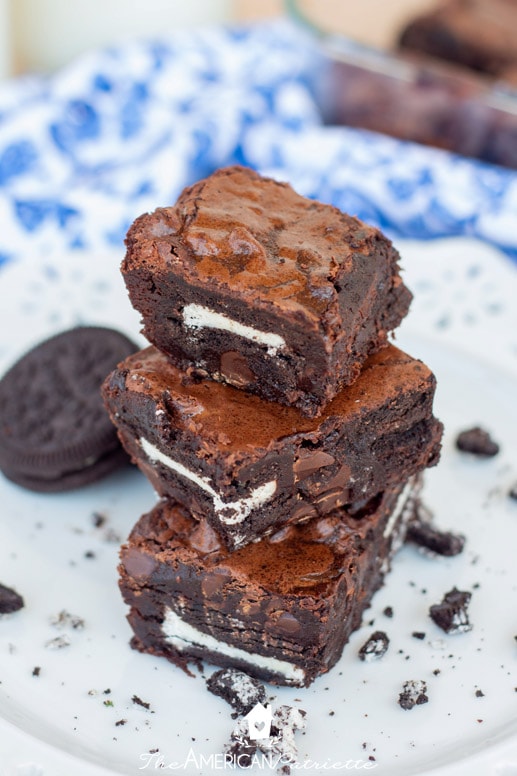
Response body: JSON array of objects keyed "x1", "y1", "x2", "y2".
[{"x1": 0, "y1": 326, "x2": 138, "y2": 492}]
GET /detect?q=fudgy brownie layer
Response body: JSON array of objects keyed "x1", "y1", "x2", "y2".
[
  {"x1": 103, "y1": 344, "x2": 442, "y2": 549},
  {"x1": 399, "y1": 0, "x2": 517, "y2": 78},
  {"x1": 119, "y1": 477, "x2": 420, "y2": 687},
  {"x1": 122, "y1": 166, "x2": 412, "y2": 417}
]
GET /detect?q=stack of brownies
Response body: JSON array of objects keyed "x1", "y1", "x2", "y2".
[{"x1": 102, "y1": 166, "x2": 443, "y2": 687}]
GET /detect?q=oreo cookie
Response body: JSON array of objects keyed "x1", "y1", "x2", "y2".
[{"x1": 0, "y1": 327, "x2": 138, "y2": 492}]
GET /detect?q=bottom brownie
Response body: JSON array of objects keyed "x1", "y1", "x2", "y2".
[{"x1": 119, "y1": 477, "x2": 420, "y2": 687}]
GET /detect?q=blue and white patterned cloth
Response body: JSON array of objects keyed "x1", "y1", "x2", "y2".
[{"x1": 0, "y1": 18, "x2": 516, "y2": 269}]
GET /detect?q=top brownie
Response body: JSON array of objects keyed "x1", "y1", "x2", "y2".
[
  {"x1": 122, "y1": 166, "x2": 412, "y2": 417},
  {"x1": 399, "y1": 0, "x2": 517, "y2": 78}
]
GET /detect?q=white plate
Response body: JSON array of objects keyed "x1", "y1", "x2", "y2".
[{"x1": 1, "y1": 238, "x2": 517, "y2": 776}]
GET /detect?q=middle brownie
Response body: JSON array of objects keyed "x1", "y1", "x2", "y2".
[{"x1": 102, "y1": 343, "x2": 442, "y2": 550}]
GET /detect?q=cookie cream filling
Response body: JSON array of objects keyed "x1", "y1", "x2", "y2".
[
  {"x1": 140, "y1": 438, "x2": 277, "y2": 525},
  {"x1": 183, "y1": 303, "x2": 286, "y2": 356},
  {"x1": 161, "y1": 607, "x2": 305, "y2": 685},
  {"x1": 383, "y1": 477, "x2": 417, "y2": 539}
]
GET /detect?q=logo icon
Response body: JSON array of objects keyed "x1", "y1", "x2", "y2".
[{"x1": 244, "y1": 702, "x2": 273, "y2": 740}]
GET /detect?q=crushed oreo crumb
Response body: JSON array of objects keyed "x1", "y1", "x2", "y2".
[
  {"x1": 509, "y1": 483, "x2": 517, "y2": 501},
  {"x1": 206, "y1": 669, "x2": 266, "y2": 716},
  {"x1": 398, "y1": 680, "x2": 429, "y2": 710},
  {"x1": 92, "y1": 511, "x2": 107, "y2": 528},
  {"x1": 429, "y1": 588, "x2": 473, "y2": 634},
  {"x1": 456, "y1": 427, "x2": 500, "y2": 457},
  {"x1": 50, "y1": 610, "x2": 85, "y2": 630},
  {"x1": 115, "y1": 719, "x2": 127, "y2": 726},
  {"x1": 358, "y1": 631, "x2": 390, "y2": 661},
  {"x1": 45, "y1": 634, "x2": 71, "y2": 650},
  {"x1": 475, "y1": 689, "x2": 485, "y2": 698},
  {"x1": 0, "y1": 582, "x2": 24, "y2": 614},
  {"x1": 383, "y1": 606, "x2": 394, "y2": 618},
  {"x1": 103, "y1": 528, "x2": 122, "y2": 543},
  {"x1": 132, "y1": 694, "x2": 151, "y2": 710},
  {"x1": 406, "y1": 514, "x2": 465, "y2": 558},
  {"x1": 84, "y1": 551, "x2": 96, "y2": 559},
  {"x1": 225, "y1": 705, "x2": 306, "y2": 770},
  {"x1": 32, "y1": 666, "x2": 41, "y2": 677},
  {"x1": 225, "y1": 737, "x2": 258, "y2": 768},
  {"x1": 412, "y1": 632, "x2": 426, "y2": 640}
]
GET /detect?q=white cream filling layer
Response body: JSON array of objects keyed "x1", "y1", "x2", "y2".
[
  {"x1": 161, "y1": 607, "x2": 305, "y2": 684},
  {"x1": 383, "y1": 478, "x2": 416, "y2": 539},
  {"x1": 140, "y1": 438, "x2": 277, "y2": 526},
  {"x1": 183, "y1": 303, "x2": 286, "y2": 356}
]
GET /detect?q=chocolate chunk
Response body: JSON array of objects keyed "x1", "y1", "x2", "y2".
[
  {"x1": 0, "y1": 326, "x2": 138, "y2": 492},
  {"x1": 429, "y1": 588, "x2": 472, "y2": 634},
  {"x1": 509, "y1": 483, "x2": 517, "y2": 501},
  {"x1": 398, "y1": 680, "x2": 429, "y2": 710},
  {"x1": 0, "y1": 582, "x2": 24, "y2": 614},
  {"x1": 455, "y1": 427, "x2": 500, "y2": 458},
  {"x1": 206, "y1": 669, "x2": 266, "y2": 716},
  {"x1": 358, "y1": 631, "x2": 390, "y2": 661}
]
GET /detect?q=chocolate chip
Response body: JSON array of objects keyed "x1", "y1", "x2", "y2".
[{"x1": 455, "y1": 427, "x2": 500, "y2": 457}]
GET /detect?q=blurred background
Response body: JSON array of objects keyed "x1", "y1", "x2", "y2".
[{"x1": 0, "y1": 0, "x2": 436, "y2": 77}]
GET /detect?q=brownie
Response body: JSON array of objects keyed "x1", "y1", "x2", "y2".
[
  {"x1": 320, "y1": 55, "x2": 517, "y2": 170},
  {"x1": 103, "y1": 344, "x2": 442, "y2": 549},
  {"x1": 398, "y1": 0, "x2": 517, "y2": 78},
  {"x1": 122, "y1": 166, "x2": 412, "y2": 417},
  {"x1": 118, "y1": 476, "x2": 420, "y2": 687}
]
